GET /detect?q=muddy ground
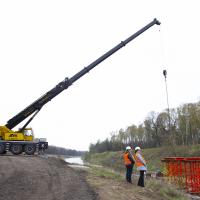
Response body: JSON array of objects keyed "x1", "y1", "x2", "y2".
[
  {"x1": 0, "y1": 155, "x2": 97, "y2": 200},
  {"x1": 0, "y1": 155, "x2": 195, "y2": 200}
]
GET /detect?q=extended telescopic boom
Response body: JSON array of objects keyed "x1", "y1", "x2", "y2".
[{"x1": 6, "y1": 18, "x2": 161, "y2": 130}]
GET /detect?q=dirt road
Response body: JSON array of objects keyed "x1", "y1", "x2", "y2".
[{"x1": 0, "y1": 155, "x2": 98, "y2": 200}]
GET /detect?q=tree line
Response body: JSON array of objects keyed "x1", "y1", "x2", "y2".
[
  {"x1": 46, "y1": 145, "x2": 86, "y2": 156},
  {"x1": 89, "y1": 101, "x2": 200, "y2": 153}
]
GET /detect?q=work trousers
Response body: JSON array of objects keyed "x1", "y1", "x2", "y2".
[
  {"x1": 138, "y1": 170, "x2": 145, "y2": 187},
  {"x1": 125, "y1": 164, "x2": 133, "y2": 183}
]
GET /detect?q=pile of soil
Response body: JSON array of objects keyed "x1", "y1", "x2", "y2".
[{"x1": 0, "y1": 155, "x2": 98, "y2": 200}]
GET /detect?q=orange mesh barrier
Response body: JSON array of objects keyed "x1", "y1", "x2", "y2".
[{"x1": 162, "y1": 157, "x2": 200, "y2": 194}]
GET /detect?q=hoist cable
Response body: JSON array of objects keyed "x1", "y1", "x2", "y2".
[
  {"x1": 158, "y1": 25, "x2": 167, "y2": 72},
  {"x1": 159, "y1": 26, "x2": 171, "y2": 130}
]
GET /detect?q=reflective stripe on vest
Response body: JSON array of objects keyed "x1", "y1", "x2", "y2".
[
  {"x1": 135, "y1": 152, "x2": 146, "y2": 167},
  {"x1": 124, "y1": 152, "x2": 131, "y2": 165}
]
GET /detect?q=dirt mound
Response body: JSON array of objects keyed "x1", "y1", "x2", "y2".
[{"x1": 0, "y1": 155, "x2": 98, "y2": 200}]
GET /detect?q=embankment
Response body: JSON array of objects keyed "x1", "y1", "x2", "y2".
[
  {"x1": 0, "y1": 155, "x2": 97, "y2": 200},
  {"x1": 84, "y1": 145, "x2": 200, "y2": 173},
  {"x1": 83, "y1": 145, "x2": 200, "y2": 200}
]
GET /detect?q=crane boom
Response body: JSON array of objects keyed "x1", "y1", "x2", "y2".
[{"x1": 6, "y1": 18, "x2": 160, "y2": 130}]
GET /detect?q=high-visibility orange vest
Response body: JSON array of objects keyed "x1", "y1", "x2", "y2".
[
  {"x1": 124, "y1": 152, "x2": 132, "y2": 165},
  {"x1": 134, "y1": 152, "x2": 146, "y2": 167}
]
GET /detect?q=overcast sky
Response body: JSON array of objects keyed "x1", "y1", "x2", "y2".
[{"x1": 0, "y1": 0, "x2": 200, "y2": 151}]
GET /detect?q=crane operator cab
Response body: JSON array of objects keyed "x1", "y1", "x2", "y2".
[
  {"x1": 23, "y1": 128, "x2": 33, "y2": 136},
  {"x1": 22, "y1": 128, "x2": 34, "y2": 141}
]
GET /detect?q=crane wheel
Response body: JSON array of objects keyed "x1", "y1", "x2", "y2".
[
  {"x1": 24, "y1": 144, "x2": 36, "y2": 155},
  {"x1": 0, "y1": 143, "x2": 6, "y2": 154},
  {"x1": 10, "y1": 144, "x2": 23, "y2": 155}
]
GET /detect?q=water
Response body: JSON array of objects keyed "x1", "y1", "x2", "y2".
[
  {"x1": 65, "y1": 157, "x2": 84, "y2": 165},
  {"x1": 64, "y1": 157, "x2": 90, "y2": 169}
]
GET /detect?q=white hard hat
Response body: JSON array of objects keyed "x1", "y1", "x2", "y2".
[
  {"x1": 135, "y1": 146, "x2": 141, "y2": 151},
  {"x1": 126, "y1": 146, "x2": 131, "y2": 150}
]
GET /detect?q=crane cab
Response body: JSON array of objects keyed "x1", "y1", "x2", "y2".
[{"x1": 23, "y1": 128, "x2": 34, "y2": 141}]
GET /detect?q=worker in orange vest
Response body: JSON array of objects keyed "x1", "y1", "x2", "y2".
[
  {"x1": 123, "y1": 146, "x2": 135, "y2": 183},
  {"x1": 134, "y1": 146, "x2": 147, "y2": 187}
]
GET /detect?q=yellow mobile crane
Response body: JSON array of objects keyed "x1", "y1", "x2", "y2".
[{"x1": 0, "y1": 18, "x2": 160, "y2": 155}]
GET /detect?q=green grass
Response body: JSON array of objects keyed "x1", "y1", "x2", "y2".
[
  {"x1": 84, "y1": 151, "x2": 125, "y2": 172},
  {"x1": 88, "y1": 166, "x2": 123, "y2": 180},
  {"x1": 147, "y1": 180, "x2": 188, "y2": 200},
  {"x1": 84, "y1": 144, "x2": 200, "y2": 173}
]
